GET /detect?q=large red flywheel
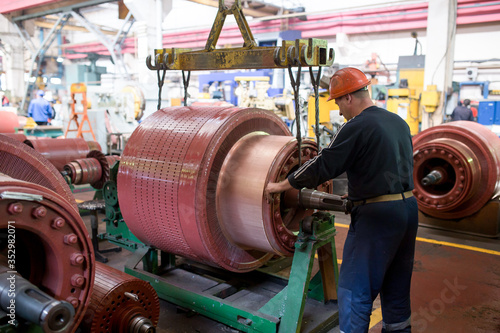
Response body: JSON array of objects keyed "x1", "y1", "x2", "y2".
[{"x1": 413, "y1": 121, "x2": 500, "y2": 219}]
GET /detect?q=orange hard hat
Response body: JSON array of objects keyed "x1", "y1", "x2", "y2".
[{"x1": 327, "y1": 67, "x2": 370, "y2": 101}]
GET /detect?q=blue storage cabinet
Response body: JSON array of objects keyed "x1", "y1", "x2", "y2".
[
  {"x1": 495, "y1": 102, "x2": 500, "y2": 124},
  {"x1": 478, "y1": 101, "x2": 496, "y2": 125}
]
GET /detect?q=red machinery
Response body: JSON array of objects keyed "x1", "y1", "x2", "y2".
[
  {"x1": 0, "y1": 135, "x2": 95, "y2": 332},
  {"x1": 24, "y1": 138, "x2": 102, "y2": 171},
  {"x1": 81, "y1": 262, "x2": 159, "y2": 333},
  {"x1": 118, "y1": 106, "x2": 329, "y2": 272},
  {"x1": 413, "y1": 121, "x2": 500, "y2": 236},
  {"x1": 63, "y1": 152, "x2": 120, "y2": 189},
  {"x1": 0, "y1": 133, "x2": 27, "y2": 142}
]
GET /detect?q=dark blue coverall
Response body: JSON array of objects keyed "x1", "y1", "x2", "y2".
[{"x1": 288, "y1": 105, "x2": 418, "y2": 333}]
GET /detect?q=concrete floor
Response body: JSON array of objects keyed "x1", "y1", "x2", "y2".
[{"x1": 76, "y1": 190, "x2": 500, "y2": 333}]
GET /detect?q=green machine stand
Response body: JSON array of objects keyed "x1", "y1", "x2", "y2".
[{"x1": 101, "y1": 163, "x2": 341, "y2": 333}]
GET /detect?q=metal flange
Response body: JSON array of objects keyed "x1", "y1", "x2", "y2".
[{"x1": 413, "y1": 121, "x2": 500, "y2": 219}]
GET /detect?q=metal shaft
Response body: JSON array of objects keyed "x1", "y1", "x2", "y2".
[
  {"x1": 294, "y1": 189, "x2": 346, "y2": 212},
  {"x1": 421, "y1": 169, "x2": 443, "y2": 186},
  {"x1": 0, "y1": 271, "x2": 75, "y2": 332},
  {"x1": 130, "y1": 316, "x2": 156, "y2": 333}
]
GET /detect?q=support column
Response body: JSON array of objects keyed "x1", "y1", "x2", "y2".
[
  {"x1": 422, "y1": 0, "x2": 457, "y2": 129},
  {"x1": 125, "y1": 0, "x2": 172, "y2": 116},
  {"x1": 0, "y1": 16, "x2": 28, "y2": 102}
]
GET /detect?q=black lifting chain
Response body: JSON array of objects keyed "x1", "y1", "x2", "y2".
[
  {"x1": 309, "y1": 66, "x2": 322, "y2": 151},
  {"x1": 182, "y1": 70, "x2": 191, "y2": 106},
  {"x1": 156, "y1": 54, "x2": 167, "y2": 111},
  {"x1": 288, "y1": 60, "x2": 303, "y2": 167}
]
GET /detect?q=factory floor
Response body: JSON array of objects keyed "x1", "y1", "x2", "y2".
[{"x1": 75, "y1": 191, "x2": 500, "y2": 333}]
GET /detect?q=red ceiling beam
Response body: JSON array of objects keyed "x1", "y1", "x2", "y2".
[{"x1": 62, "y1": 0, "x2": 500, "y2": 57}]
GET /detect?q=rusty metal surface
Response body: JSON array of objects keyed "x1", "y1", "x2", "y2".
[
  {"x1": 150, "y1": 38, "x2": 334, "y2": 71},
  {"x1": 148, "y1": 1, "x2": 333, "y2": 72},
  {"x1": 0, "y1": 174, "x2": 94, "y2": 333},
  {"x1": 24, "y1": 138, "x2": 92, "y2": 171},
  {"x1": 118, "y1": 106, "x2": 317, "y2": 272},
  {"x1": 204, "y1": 0, "x2": 256, "y2": 51},
  {"x1": 0, "y1": 135, "x2": 77, "y2": 211},
  {"x1": 413, "y1": 121, "x2": 500, "y2": 219},
  {"x1": 81, "y1": 262, "x2": 159, "y2": 333},
  {"x1": 0, "y1": 133, "x2": 27, "y2": 142}
]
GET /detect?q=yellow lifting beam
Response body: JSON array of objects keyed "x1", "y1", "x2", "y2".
[{"x1": 146, "y1": 0, "x2": 334, "y2": 71}]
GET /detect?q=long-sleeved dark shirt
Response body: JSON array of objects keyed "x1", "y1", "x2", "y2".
[
  {"x1": 451, "y1": 105, "x2": 474, "y2": 121},
  {"x1": 288, "y1": 105, "x2": 414, "y2": 201}
]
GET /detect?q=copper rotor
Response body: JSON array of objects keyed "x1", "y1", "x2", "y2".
[
  {"x1": 118, "y1": 106, "x2": 324, "y2": 272},
  {"x1": 64, "y1": 151, "x2": 110, "y2": 189},
  {"x1": 81, "y1": 262, "x2": 159, "y2": 333},
  {"x1": 217, "y1": 134, "x2": 323, "y2": 256},
  {"x1": 413, "y1": 121, "x2": 500, "y2": 219}
]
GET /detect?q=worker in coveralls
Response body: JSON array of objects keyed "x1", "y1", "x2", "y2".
[
  {"x1": 266, "y1": 67, "x2": 418, "y2": 333},
  {"x1": 28, "y1": 90, "x2": 53, "y2": 125}
]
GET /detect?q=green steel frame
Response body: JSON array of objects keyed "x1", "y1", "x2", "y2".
[
  {"x1": 119, "y1": 213, "x2": 339, "y2": 333},
  {"x1": 101, "y1": 162, "x2": 340, "y2": 332}
]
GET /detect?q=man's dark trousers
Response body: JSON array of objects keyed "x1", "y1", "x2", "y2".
[{"x1": 338, "y1": 196, "x2": 418, "y2": 333}]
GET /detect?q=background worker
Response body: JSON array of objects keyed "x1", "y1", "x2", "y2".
[
  {"x1": 266, "y1": 67, "x2": 418, "y2": 333},
  {"x1": 450, "y1": 99, "x2": 474, "y2": 121},
  {"x1": 0, "y1": 91, "x2": 9, "y2": 106},
  {"x1": 28, "y1": 90, "x2": 53, "y2": 125}
]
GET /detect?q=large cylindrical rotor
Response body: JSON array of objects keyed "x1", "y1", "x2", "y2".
[
  {"x1": 118, "y1": 106, "x2": 327, "y2": 272},
  {"x1": 24, "y1": 138, "x2": 102, "y2": 171},
  {"x1": 81, "y1": 262, "x2": 159, "y2": 333},
  {"x1": 413, "y1": 121, "x2": 500, "y2": 219},
  {"x1": 0, "y1": 135, "x2": 77, "y2": 211}
]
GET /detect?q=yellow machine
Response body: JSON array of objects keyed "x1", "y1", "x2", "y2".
[
  {"x1": 121, "y1": 85, "x2": 146, "y2": 121},
  {"x1": 420, "y1": 84, "x2": 440, "y2": 113},
  {"x1": 386, "y1": 55, "x2": 425, "y2": 135},
  {"x1": 387, "y1": 88, "x2": 420, "y2": 135},
  {"x1": 307, "y1": 92, "x2": 339, "y2": 138}
]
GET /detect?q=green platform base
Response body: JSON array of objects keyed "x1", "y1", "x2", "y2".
[
  {"x1": 125, "y1": 253, "x2": 339, "y2": 333},
  {"x1": 123, "y1": 212, "x2": 340, "y2": 333}
]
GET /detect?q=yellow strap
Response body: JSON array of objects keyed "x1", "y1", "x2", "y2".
[
  {"x1": 366, "y1": 191, "x2": 413, "y2": 203},
  {"x1": 364, "y1": 191, "x2": 414, "y2": 204}
]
